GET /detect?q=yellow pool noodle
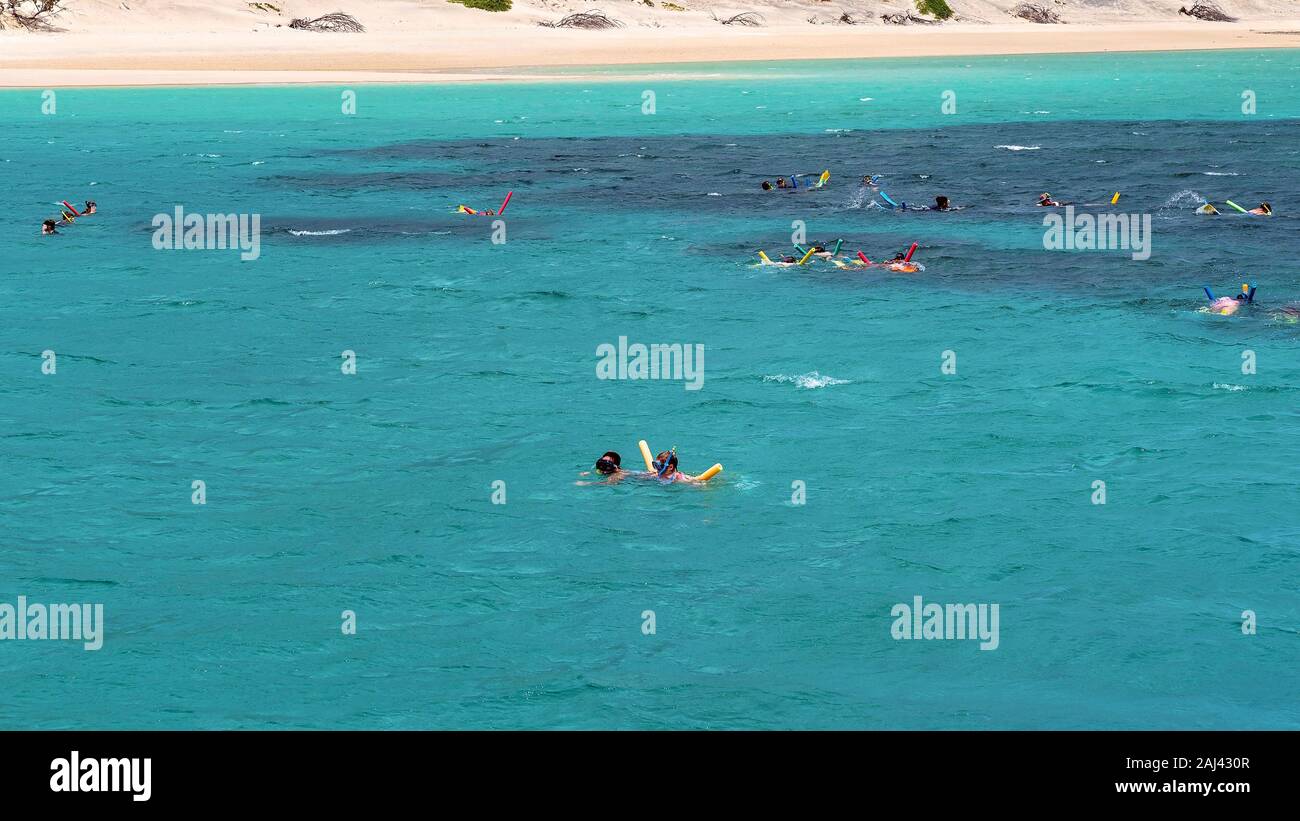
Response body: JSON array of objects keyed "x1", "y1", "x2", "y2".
[
  {"x1": 638, "y1": 440, "x2": 655, "y2": 472},
  {"x1": 1111, "y1": 192, "x2": 1120, "y2": 205},
  {"x1": 819, "y1": 170, "x2": 830, "y2": 186},
  {"x1": 758, "y1": 251, "x2": 772, "y2": 264},
  {"x1": 797, "y1": 248, "x2": 816, "y2": 265},
  {"x1": 696, "y1": 463, "x2": 723, "y2": 482}
]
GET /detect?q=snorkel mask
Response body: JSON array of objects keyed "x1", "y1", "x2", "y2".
[{"x1": 653, "y1": 447, "x2": 677, "y2": 478}]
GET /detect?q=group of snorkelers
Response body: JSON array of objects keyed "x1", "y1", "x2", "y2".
[
  {"x1": 580, "y1": 449, "x2": 707, "y2": 484},
  {"x1": 1039, "y1": 191, "x2": 1274, "y2": 215},
  {"x1": 42, "y1": 200, "x2": 97, "y2": 235}
]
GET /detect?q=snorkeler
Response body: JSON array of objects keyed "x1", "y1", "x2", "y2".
[
  {"x1": 82, "y1": 201, "x2": 97, "y2": 215},
  {"x1": 775, "y1": 177, "x2": 788, "y2": 189},
  {"x1": 576, "y1": 451, "x2": 629, "y2": 485},
  {"x1": 42, "y1": 219, "x2": 59, "y2": 235},
  {"x1": 652, "y1": 449, "x2": 702, "y2": 483},
  {"x1": 1248, "y1": 202, "x2": 1273, "y2": 216},
  {"x1": 1203, "y1": 283, "x2": 1256, "y2": 315},
  {"x1": 1037, "y1": 192, "x2": 1063, "y2": 207},
  {"x1": 934, "y1": 196, "x2": 951, "y2": 211},
  {"x1": 761, "y1": 181, "x2": 773, "y2": 191},
  {"x1": 863, "y1": 174, "x2": 881, "y2": 188}
]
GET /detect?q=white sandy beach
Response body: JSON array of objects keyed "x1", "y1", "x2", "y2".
[{"x1": 1, "y1": 1, "x2": 1299, "y2": 86}]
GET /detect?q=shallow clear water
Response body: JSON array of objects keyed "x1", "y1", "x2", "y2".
[{"x1": 2, "y1": 50, "x2": 1298, "y2": 729}]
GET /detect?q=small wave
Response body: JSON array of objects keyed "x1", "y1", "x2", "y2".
[
  {"x1": 1202, "y1": 171, "x2": 1239, "y2": 176},
  {"x1": 859, "y1": 97, "x2": 873, "y2": 102},
  {"x1": 1213, "y1": 383, "x2": 1246, "y2": 392},
  {"x1": 763, "y1": 371, "x2": 849, "y2": 389},
  {"x1": 289, "y1": 228, "x2": 353, "y2": 236},
  {"x1": 996, "y1": 144, "x2": 1041, "y2": 151},
  {"x1": 1163, "y1": 189, "x2": 1207, "y2": 208}
]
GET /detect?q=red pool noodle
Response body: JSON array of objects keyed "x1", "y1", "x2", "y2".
[
  {"x1": 903, "y1": 242, "x2": 918, "y2": 262},
  {"x1": 62, "y1": 200, "x2": 80, "y2": 216},
  {"x1": 857, "y1": 251, "x2": 871, "y2": 265},
  {"x1": 497, "y1": 191, "x2": 513, "y2": 215}
]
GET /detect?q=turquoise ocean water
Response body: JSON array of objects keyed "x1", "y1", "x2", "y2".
[{"x1": 2, "y1": 50, "x2": 1298, "y2": 729}]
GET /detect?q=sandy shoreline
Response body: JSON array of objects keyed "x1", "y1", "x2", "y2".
[{"x1": 3, "y1": 17, "x2": 1300, "y2": 88}]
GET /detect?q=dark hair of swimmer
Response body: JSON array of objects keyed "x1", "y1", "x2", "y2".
[
  {"x1": 654, "y1": 450, "x2": 678, "y2": 476},
  {"x1": 782, "y1": 256, "x2": 796, "y2": 263},
  {"x1": 42, "y1": 219, "x2": 59, "y2": 234},
  {"x1": 761, "y1": 181, "x2": 772, "y2": 191},
  {"x1": 892, "y1": 252, "x2": 906, "y2": 260},
  {"x1": 595, "y1": 451, "x2": 621, "y2": 475},
  {"x1": 84, "y1": 201, "x2": 97, "y2": 213},
  {"x1": 935, "y1": 196, "x2": 950, "y2": 210},
  {"x1": 1260, "y1": 202, "x2": 1272, "y2": 214},
  {"x1": 776, "y1": 177, "x2": 787, "y2": 188}
]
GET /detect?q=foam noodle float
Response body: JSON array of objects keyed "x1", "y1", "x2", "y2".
[
  {"x1": 793, "y1": 244, "x2": 809, "y2": 257},
  {"x1": 797, "y1": 247, "x2": 817, "y2": 265},
  {"x1": 831, "y1": 239, "x2": 843, "y2": 256},
  {"x1": 1111, "y1": 192, "x2": 1121, "y2": 205},
  {"x1": 903, "y1": 242, "x2": 918, "y2": 262},
  {"x1": 456, "y1": 191, "x2": 512, "y2": 216},
  {"x1": 758, "y1": 251, "x2": 772, "y2": 264},
  {"x1": 880, "y1": 192, "x2": 899, "y2": 209},
  {"x1": 61, "y1": 200, "x2": 81, "y2": 216},
  {"x1": 638, "y1": 440, "x2": 655, "y2": 473},
  {"x1": 1225, "y1": 200, "x2": 1248, "y2": 214},
  {"x1": 857, "y1": 251, "x2": 871, "y2": 265},
  {"x1": 815, "y1": 170, "x2": 830, "y2": 189},
  {"x1": 696, "y1": 463, "x2": 724, "y2": 482}
]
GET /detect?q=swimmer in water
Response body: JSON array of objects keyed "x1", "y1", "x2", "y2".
[
  {"x1": 576, "y1": 451, "x2": 629, "y2": 485},
  {"x1": 42, "y1": 219, "x2": 59, "y2": 235},
  {"x1": 1204, "y1": 284, "x2": 1256, "y2": 315},
  {"x1": 1248, "y1": 202, "x2": 1273, "y2": 216},
  {"x1": 1037, "y1": 193, "x2": 1063, "y2": 207},
  {"x1": 82, "y1": 201, "x2": 97, "y2": 215},
  {"x1": 652, "y1": 449, "x2": 702, "y2": 483},
  {"x1": 776, "y1": 177, "x2": 788, "y2": 190},
  {"x1": 761, "y1": 181, "x2": 773, "y2": 191},
  {"x1": 934, "y1": 195, "x2": 951, "y2": 211}
]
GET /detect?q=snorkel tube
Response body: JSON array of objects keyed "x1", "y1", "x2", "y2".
[{"x1": 653, "y1": 447, "x2": 677, "y2": 479}]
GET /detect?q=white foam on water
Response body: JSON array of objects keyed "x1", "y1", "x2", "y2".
[
  {"x1": 1213, "y1": 383, "x2": 1247, "y2": 392},
  {"x1": 996, "y1": 144, "x2": 1041, "y2": 151},
  {"x1": 289, "y1": 228, "x2": 352, "y2": 236},
  {"x1": 763, "y1": 371, "x2": 850, "y2": 389}
]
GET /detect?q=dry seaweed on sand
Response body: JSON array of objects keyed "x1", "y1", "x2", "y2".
[
  {"x1": 287, "y1": 12, "x2": 366, "y2": 32},
  {"x1": 1, "y1": 0, "x2": 69, "y2": 31},
  {"x1": 539, "y1": 10, "x2": 625, "y2": 28},
  {"x1": 1010, "y1": 3, "x2": 1064, "y2": 23},
  {"x1": 880, "y1": 12, "x2": 940, "y2": 25},
  {"x1": 1178, "y1": 2, "x2": 1238, "y2": 22},
  {"x1": 713, "y1": 11, "x2": 764, "y2": 26}
]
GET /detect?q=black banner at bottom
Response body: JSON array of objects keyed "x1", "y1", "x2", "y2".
[{"x1": 3, "y1": 730, "x2": 1284, "y2": 808}]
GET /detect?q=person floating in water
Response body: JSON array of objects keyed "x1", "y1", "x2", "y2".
[
  {"x1": 82, "y1": 201, "x2": 97, "y2": 215},
  {"x1": 1037, "y1": 192, "x2": 1064, "y2": 207},
  {"x1": 775, "y1": 177, "x2": 789, "y2": 190},
  {"x1": 1204, "y1": 283, "x2": 1256, "y2": 315},
  {"x1": 1248, "y1": 202, "x2": 1273, "y2": 216},
  {"x1": 933, "y1": 195, "x2": 952, "y2": 211},
  {"x1": 652, "y1": 449, "x2": 703, "y2": 483},
  {"x1": 761, "y1": 181, "x2": 773, "y2": 191},
  {"x1": 577, "y1": 451, "x2": 629, "y2": 485},
  {"x1": 42, "y1": 219, "x2": 59, "y2": 235}
]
